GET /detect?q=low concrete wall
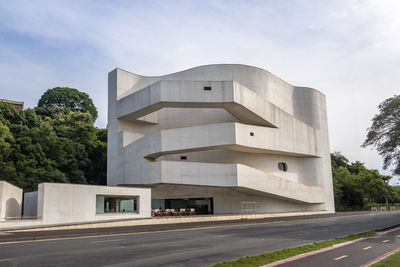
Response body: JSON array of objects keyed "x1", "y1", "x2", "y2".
[
  {"x1": 23, "y1": 191, "x2": 38, "y2": 218},
  {"x1": 0, "y1": 181, "x2": 23, "y2": 221},
  {"x1": 37, "y1": 183, "x2": 151, "y2": 224}
]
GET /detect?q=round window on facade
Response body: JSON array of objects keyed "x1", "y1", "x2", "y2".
[{"x1": 278, "y1": 162, "x2": 288, "y2": 172}]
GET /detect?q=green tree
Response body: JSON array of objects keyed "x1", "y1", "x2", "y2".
[
  {"x1": 37, "y1": 87, "x2": 98, "y2": 122},
  {"x1": 48, "y1": 111, "x2": 106, "y2": 185},
  {"x1": 331, "y1": 151, "x2": 350, "y2": 169},
  {"x1": 362, "y1": 95, "x2": 400, "y2": 176},
  {"x1": 332, "y1": 166, "x2": 364, "y2": 210},
  {"x1": 0, "y1": 121, "x2": 18, "y2": 186},
  {"x1": 331, "y1": 152, "x2": 392, "y2": 211},
  {"x1": 0, "y1": 89, "x2": 106, "y2": 191}
]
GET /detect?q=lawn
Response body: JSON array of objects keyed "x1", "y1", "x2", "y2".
[{"x1": 372, "y1": 250, "x2": 400, "y2": 267}]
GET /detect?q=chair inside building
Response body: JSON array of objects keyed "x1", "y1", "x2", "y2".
[{"x1": 151, "y1": 198, "x2": 213, "y2": 216}]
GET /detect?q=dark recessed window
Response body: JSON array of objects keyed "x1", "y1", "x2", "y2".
[
  {"x1": 203, "y1": 86, "x2": 212, "y2": 91},
  {"x1": 96, "y1": 196, "x2": 137, "y2": 214},
  {"x1": 278, "y1": 162, "x2": 288, "y2": 172},
  {"x1": 250, "y1": 132, "x2": 254, "y2": 136},
  {"x1": 181, "y1": 156, "x2": 187, "y2": 160}
]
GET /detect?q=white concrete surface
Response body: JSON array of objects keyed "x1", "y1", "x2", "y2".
[
  {"x1": 0, "y1": 183, "x2": 152, "y2": 230},
  {"x1": 140, "y1": 122, "x2": 318, "y2": 159},
  {"x1": 36, "y1": 183, "x2": 151, "y2": 224},
  {"x1": 107, "y1": 64, "x2": 335, "y2": 214},
  {"x1": 0, "y1": 181, "x2": 23, "y2": 220}
]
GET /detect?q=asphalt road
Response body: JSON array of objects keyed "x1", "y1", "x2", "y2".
[
  {"x1": 0, "y1": 212, "x2": 372, "y2": 243},
  {"x1": 278, "y1": 227, "x2": 400, "y2": 267},
  {"x1": 0, "y1": 212, "x2": 400, "y2": 267}
]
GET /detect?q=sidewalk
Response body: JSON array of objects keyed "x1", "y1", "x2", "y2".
[{"x1": 1, "y1": 211, "x2": 331, "y2": 232}]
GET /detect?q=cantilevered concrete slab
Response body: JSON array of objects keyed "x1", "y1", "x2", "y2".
[
  {"x1": 117, "y1": 80, "x2": 277, "y2": 127},
  {"x1": 108, "y1": 64, "x2": 334, "y2": 214},
  {"x1": 136, "y1": 122, "x2": 319, "y2": 159}
]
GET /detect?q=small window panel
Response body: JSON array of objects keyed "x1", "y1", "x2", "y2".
[
  {"x1": 203, "y1": 86, "x2": 212, "y2": 91},
  {"x1": 278, "y1": 162, "x2": 288, "y2": 172},
  {"x1": 250, "y1": 132, "x2": 254, "y2": 136},
  {"x1": 181, "y1": 156, "x2": 187, "y2": 160},
  {"x1": 96, "y1": 195, "x2": 137, "y2": 214}
]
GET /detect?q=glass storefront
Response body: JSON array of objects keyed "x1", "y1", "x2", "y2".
[
  {"x1": 96, "y1": 196, "x2": 137, "y2": 214},
  {"x1": 151, "y1": 198, "x2": 213, "y2": 215}
]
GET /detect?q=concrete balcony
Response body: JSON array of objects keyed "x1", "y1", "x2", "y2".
[
  {"x1": 137, "y1": 122, "x2": 319, "y2": 159},
  {"x1": 141, "y1": 161, "x2": 323, "y2": 204},
  {"x1": 116, "y1": 80, "x2": 317, "y2": 131}
]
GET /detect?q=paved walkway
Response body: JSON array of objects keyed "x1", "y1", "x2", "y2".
[{"x1": 0, "y1": 211, "x2": 329, "y2": 231}]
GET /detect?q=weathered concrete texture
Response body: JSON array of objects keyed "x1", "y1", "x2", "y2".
[
  {"x1": 107, "y1": 64, "x2": 335, "y2": 213},
  {"x1": 37, "y1": 183, "x2": 151, "y2": 224},
  {"x1": 0, "y1": 183, "x2": 152, "y2": 229},
  {"x1": 0, "y1": 181, "x2": 23, "y2": 220}
]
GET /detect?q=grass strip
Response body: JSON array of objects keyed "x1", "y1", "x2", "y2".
[
  {"x1": 212, "y1": 230, "x2": 376, "y2": 267},
  {"x1": 372, "y1": 250, "x2": 400, "y2": 266}
]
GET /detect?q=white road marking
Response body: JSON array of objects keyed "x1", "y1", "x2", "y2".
[
  {"x1": 2, "y1": 218, "x2": 400, "y2": 246},
  {"x1": 0, "y1": 225, "x2": 247, "y2": 245},
  {"x1": 214, "y1": 234, "x2": 236, "y2": 238},
  {"x1": 0, "y1": 258, "x2": 16, "y2": 262},
  {"x1": 89, "y1": 239, "x2": 124, "y2": 244}
]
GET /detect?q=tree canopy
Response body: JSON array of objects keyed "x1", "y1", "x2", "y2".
[
  {"x1": 362, "y1": 95, "x2": 400, "y2": 176},
  {"x1": 38, "y1": 87, "x2": 98, "y2": 122},
  {"x1": 0, "y1": 89, "x2": 106, "y2": 192},
  {"x1": 331, "y1": 152, "x2": 398, "y2": 211}
]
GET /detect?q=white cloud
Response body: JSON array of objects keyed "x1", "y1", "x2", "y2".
[{"x1": 1, "y1": 0, "x2": 400, "y2": 181}]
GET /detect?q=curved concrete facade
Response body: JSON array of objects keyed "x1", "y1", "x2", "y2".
[{"x1": 107, "y1": 64, "x2": 334, "y2": 214}]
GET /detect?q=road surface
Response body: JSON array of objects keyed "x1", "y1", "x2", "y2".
[
  {"x1": 0, "y1": 212, "x2": 400, "y2": 266},
  {"x1": 276, "y1": 227, "x2": 400, "y2": 267}
]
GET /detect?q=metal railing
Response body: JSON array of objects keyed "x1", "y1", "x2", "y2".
[
  {"x1": 241, "y1": 201, "x2": 256, "y2": 219},
  {"x1": 370, "y1": 203, "x2": 400, "y2": 212}
]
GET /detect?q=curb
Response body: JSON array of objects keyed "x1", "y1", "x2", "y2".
[{"x1": 263, "y1": 238, "x2": 367, "y2": 267}]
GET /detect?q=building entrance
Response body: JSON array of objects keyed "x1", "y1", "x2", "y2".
[{"x1": 152, "y1": 197, "x2": 213, "y2": 215}]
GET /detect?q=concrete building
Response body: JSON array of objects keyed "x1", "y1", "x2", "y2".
[
  {"x1": 0, "y1": 99, "x2": 24, "y2": 110},
  {"x1": 0, "y1": 181, "x2": 151, "y2": 227},
  {"x1": 107, "y1": 64, "x2": 335, "y2": 215},
  {"x1": 0, "y1": 181, "x2": 23, "y2": 221},
  {"x1": 33, "y1": 183, "x2": 151, "y2": 224}
]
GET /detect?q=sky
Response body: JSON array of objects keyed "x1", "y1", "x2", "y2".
[{"x1": 1, "y1": 0, "x2": 399, "y2": 183}]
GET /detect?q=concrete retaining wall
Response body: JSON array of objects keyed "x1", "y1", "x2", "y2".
[
  {"x1": 0, "y1": 181, "x2": 23, "y2": 221},
  {"x1": 37, "y1": 183, "x2": 151, "y2": 224}
]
